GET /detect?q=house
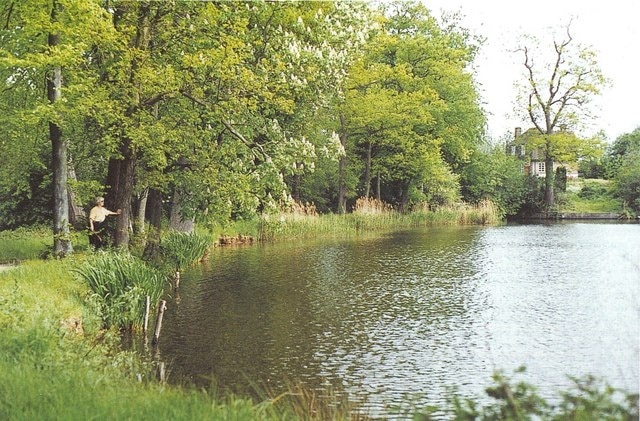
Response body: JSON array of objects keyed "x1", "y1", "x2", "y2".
[{"x1": 505, "y1": 127, "x2": 578, "y2": 179}]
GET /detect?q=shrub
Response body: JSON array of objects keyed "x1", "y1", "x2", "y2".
[{"x1": 435, "y1": 367, "x2": 639, "y2": 420}]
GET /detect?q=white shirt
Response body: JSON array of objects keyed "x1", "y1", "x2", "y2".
[{"x1": 89, "y1": 206, "x2": 110, "y2": 223}]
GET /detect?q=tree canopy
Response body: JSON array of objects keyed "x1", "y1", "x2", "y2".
[{"x1": 1, "y1": 1, "x2": 623, "y2": 251}]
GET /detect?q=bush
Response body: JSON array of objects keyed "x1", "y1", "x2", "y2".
[
  {"x1": 578, "y1": 182, "x2": 609, "y2": 199},
  {"x1": 432, "y1": 367, "x2": 639, "y2": 420}
]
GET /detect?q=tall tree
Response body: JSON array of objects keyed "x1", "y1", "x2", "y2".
[
  {"x1": 0, "y1": 0, "x2": 115, "y2": 253},
  {"x1": 515, "y1": 23, "x2": 608, "y2": 208},
  {"x1": 341, "y1": 1, "x2": 484, "y2": 210},
  {"x1": 47, "y1": 0, "x2": 71, "y2": 256}
]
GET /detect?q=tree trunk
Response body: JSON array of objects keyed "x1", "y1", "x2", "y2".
[
  {"x1": 48, "y1": 1, "x2": 72, "y2": 257},
  {"x1": 399, "y1": 181, "x2": 410, "y2": 213},
  {"x1": 67, "y1": 155, "x2": 85, "y2": 229},
  {"x1": 364, "y1": 141, "x2": 372, "y2": 198},
  {"x1": 143, "y1": 188, "x2": 163, "y2": 261},
  {"x1": 105, "y1": 143, "x2": 135, "y2": 247},
  {"x1": 544, "y1": 137, "x2": 554, "y2": 210},
  {"x1": 337, "y1": 114, "x2": 347, "y2": 214},
  {"x1": 104, "y1": 3, "x2": 152, "y2": 248},
  {"x1": 169, "y1": 187, "x2": 194, "y2": 233},
  {"x1": 290, "y1": 173, "x2": 301, "y2": 203},
  {"x1": 135, "y1": 187, "x2": 148, "y2": 234}
]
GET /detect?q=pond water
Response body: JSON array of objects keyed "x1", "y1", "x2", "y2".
[{"x1": 160, "y1": 222, "x2": 639, "y2": 416}]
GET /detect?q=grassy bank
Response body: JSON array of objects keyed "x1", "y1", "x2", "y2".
[{"x1": 559, "y1": 179, "x2": 623, "y2": 213}]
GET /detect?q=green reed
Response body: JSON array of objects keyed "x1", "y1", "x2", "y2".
[
  {"x1": 159, "y1": 231, "x2": 212, "y2": 272},
  {"x1": 256, "y1": 201, "x2": 501, "y2": 241},
  {"x1": 73, "y1": 252, "x2": 168, "y2": 330}
]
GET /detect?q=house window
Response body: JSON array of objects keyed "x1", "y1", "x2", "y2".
[
  {"x1": 537, "y1": 162, "x2": 545, "y2": 173},
  {"x1": 510, "y1": 145, "x2": 516, "y2": 155},
  {"x1": 520, "y1": 145, "x2": 525, "y2": 156}
]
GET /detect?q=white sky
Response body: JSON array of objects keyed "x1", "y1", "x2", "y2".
[{"x1": 423, "y1": 0, "x2": 640, "y2": 142}]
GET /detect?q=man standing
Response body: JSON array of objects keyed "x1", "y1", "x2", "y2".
[{"x1": 89, "y1": 196, "x2": 121, "y2": 249}]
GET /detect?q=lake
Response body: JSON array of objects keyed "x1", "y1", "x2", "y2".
[{"x1": 160, "y1": 222, "x2": 639, "y2": 416}]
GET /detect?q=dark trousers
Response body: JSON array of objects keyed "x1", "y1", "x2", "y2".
[{"x1": 89, "y1": 220, "x2": 105, "y2": 249}]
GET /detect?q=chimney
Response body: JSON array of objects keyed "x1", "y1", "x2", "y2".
[{"x1": 514, "y1": 127, "x2": 522, "y2": 139}]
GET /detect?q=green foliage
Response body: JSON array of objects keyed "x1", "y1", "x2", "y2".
[
  {"x1": 613, "y1": 147, "x2": 640, "y2": 212},
  {"x1": 445, "y1": 368, "x2": 638, "y2": 421},
  {"x1": 460, "y1": 148, "x2": 528, "y2": 217},
  {"x1": 158, "y1": 231, "x2": 212, "y2": 272},
  {"x1": 559, "y1": 180, "x2": 621, "y2": 214},
  {"x1": 603, "y1": 127, "x2": 640, "y2": 179},
  {"x1": 554, "y1": 166, "x2": 567, "y2": 192},
  {"x1": 342, "y1": 1, "x2": 484, "y2": 210},
  {"x1": 601, "y1": 128, "x2": 640, "y2": 212},
  {"x1": 0, "y1": 227, "x2": 51, "y2": 262},
  {"x1": 73, "y1": 252, "x2": 168, "y2": 330},
  {"x1": 518, "y1": 175, "x2": 547, "y2": 216},
  {"x1": 577, "y1": 181, "x2": 609, "y2": 199}
]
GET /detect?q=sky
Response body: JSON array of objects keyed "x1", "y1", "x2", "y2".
[{"x1": 423, "y1": 0, "x2": 640, "y2": 142}]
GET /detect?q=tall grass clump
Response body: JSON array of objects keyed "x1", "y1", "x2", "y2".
[
  {"x1": 74, "y1": 252, "x2": 168, "y2": 330},
  {"x1": 455, "y1": 200, "x2": 501, "y2": 225},
  {"x1": 159, "y1": 231, "x2": 212, "y2": 272}
]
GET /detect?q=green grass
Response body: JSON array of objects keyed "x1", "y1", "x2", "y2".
[
  {"x1": 0, "y1": 226, "x2": 90, "y2": 263},
  {"x1": 559, "y1": 179, "x2": 622, "y2": 213},
  {"x1": 73, "y1": 252, "x2": 169, "y2": 330}
]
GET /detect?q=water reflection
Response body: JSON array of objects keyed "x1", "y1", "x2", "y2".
[{"x1": 160, "y1": 223, "x2": 639, "y2": 416}]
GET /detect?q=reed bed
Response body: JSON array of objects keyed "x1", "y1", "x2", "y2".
[
  {"x1": 257, "y1": 198, "x2": 501, "y2": 241},
  {"x1": 73, "y1": 252, "x2": 168, "y2": 330},
  {"x1": 159, "y1": 231, "x2": 212, "y2": 272}
]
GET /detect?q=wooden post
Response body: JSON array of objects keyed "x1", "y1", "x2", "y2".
[
  {"x1": 174, "y1": 271, "x2": 180, "y2": 290},
  {"x1": 152, "y1": 300, "x2": 167, "y2": 346},
  {"x1": 143, "y1": 295, "x2": 150, "y2": 334},
  {"x1": 157, "y1": 361, "x2": 166, "y2": 383},
  {"x1": 142, "y1": 295, "x2": 150, "y2": 350}
]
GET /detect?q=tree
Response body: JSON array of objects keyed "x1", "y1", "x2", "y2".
[
  {"x1": 0, "y1": 0, "x2": 115, "y2": 253},
  {"x1": 341, "y1": 1, "x2": 484, "y2": 211},
  {"x1": 603, "y1": 127, "x2": 640, "y2": 179},
  {"x1": 460, "y1": 147, "x2": 528, "y2": 217},
  {"x1": 515, "y1": 23, "x2": 609, "y2": 209},
  {"x1": 605, "y1": 127, "x2": 640, "y2": 212}
]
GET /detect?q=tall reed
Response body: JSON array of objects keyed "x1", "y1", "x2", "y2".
[
  {"x1": 159, "y1": 231, "x2": 212, "y2": 271},
  {"x1": 73, "y1": 252, "x2": 168, "y2": 330},
  {"x1": 257, "y1": 198, "x2": 501, "y2": 241}
]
